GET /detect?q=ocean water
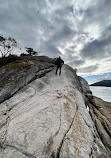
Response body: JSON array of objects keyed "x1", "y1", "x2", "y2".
[{"x1": 89, "y1": 86, "x2": 111, "y2": 103}]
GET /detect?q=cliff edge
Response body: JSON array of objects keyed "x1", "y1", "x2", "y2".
[{"x1": 0, "y1": 57, "x2": 111, "y2": 158}]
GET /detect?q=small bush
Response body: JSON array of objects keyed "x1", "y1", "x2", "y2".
[{"x1": 20, "y1": 53, "x2": 28, "y2": 57}]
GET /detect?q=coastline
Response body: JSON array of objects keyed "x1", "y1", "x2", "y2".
[{"x1": 89, "y1": 86, "x2": 111, "y2": 103}]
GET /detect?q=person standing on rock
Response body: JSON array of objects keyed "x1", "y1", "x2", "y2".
[{"x1": 55, "y1": 56, "x2": 64, "y2": 75}]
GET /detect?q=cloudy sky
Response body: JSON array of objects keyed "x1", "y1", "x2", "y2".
[{"x1": 0, "y1": 0, "x2": 111, "y2": 84}]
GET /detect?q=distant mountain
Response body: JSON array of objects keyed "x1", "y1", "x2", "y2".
[{"x1": 90, "y1": 80, "x2": 111, "y2": 87}]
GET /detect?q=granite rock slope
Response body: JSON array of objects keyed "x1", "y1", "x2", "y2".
[
  {"x1": 0, "y1": 61, "x2": 110, "y2": 158},
  {"x1": 0, "y1": 56, "x2": 55, "y2": 104}
]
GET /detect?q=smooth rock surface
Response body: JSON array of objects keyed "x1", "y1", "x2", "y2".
[{"x1": 0, "y1": 64, "x2": 110, "y2": 158}]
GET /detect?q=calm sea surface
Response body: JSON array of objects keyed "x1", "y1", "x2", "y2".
[{"x1": 89, "y1": 86, "x2": 111, "y2": 103}]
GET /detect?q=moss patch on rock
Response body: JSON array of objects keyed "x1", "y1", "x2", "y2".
[{"x1": 5, "y1": 60, "x2": 34, "y2": 70}]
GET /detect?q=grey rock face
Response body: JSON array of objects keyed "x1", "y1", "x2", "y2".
[
  {"x1": 0, "y1": 58, "x2": 110, "y2": 158},
  {"x1": 86, "y1": 96, "x2": 111, "y2": 157},
  {"x1": 0, "y1": 56, "x2": 55, "y2": 104}
]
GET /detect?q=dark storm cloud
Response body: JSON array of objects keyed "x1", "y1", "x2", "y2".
[
  {"x1": 63, "y1": 53, "x2": 85, "y2": 67},
  {"x1": 0, "y1": 0, "x2": 76, "y2": 54},
  {"x1": 48, "y1": 25, "x2": 75, "y2": 45},
  {"x1": 78, "y1": 65, "x2": 98, "y2": 73},
  {"x1": 39, "y1": 43, "x2": 62, "y2": 57},
  {"x1": 79, "y1": 0, "x2": 111, "y2": 30},
  {"x1": 79, "y1": 0, "x2": 111, "y2": 61},
  {"x1": 0, "y1": 0, "x2": 111, "y2": 75},
  {"x1": 81, "y1": 34, "x2": 111, "y2": 59},
  {"x1": 0, "y1": 0, "x2": 42, "y2": 48},
  {"x1": 68, "y1": 59, "x2": 85, "y2": 67}
]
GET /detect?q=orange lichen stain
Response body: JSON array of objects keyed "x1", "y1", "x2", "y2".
[
  {"x1": 74, "y1": 146, "x2": 81, "y2": 155},
  {"x1": 64, "y1": 95, "x2": 73, "y2": 103},
  {"x1": 10, "y1": 108, "x2": 25, "y2": 121},
  {"x1": 64, "y1": 90, "x2": 76, "y2": 103},
  {"x1": 64, "y1": 102, "x2": 72, "y2": 123},
  {"x1": 70, "y1": 112, "x2": 86, "y2": 145}
]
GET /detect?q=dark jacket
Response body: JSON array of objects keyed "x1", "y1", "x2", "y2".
[{"x1": 55, "y1": 58, "x2": 64, "y2": 67}]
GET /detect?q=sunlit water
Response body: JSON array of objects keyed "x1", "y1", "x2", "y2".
[{"x1": 89, "y1": 86, "x2": 111, "y2": 103}]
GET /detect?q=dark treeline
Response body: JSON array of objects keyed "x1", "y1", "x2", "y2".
[{"x1": 0, "y1": 35, "x2": 39, "y2": 68}]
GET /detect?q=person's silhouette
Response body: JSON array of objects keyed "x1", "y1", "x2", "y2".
[{"x1": 55, "y1": 56, "x2": 64, "y2": 75}]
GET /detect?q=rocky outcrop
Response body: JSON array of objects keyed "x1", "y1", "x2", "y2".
[
  {"x1": 85, "y1": 96, "x2": 111, "y2": 156},
  {"x1": 78, "y1": 74, "x2": 111, "y2": 157},
  {"x1": 0, "y1": 56, "x2": 55, "y2": 103},
  {"x1": 0, "y1": 57, "x2": 111, "y2": 158}
]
